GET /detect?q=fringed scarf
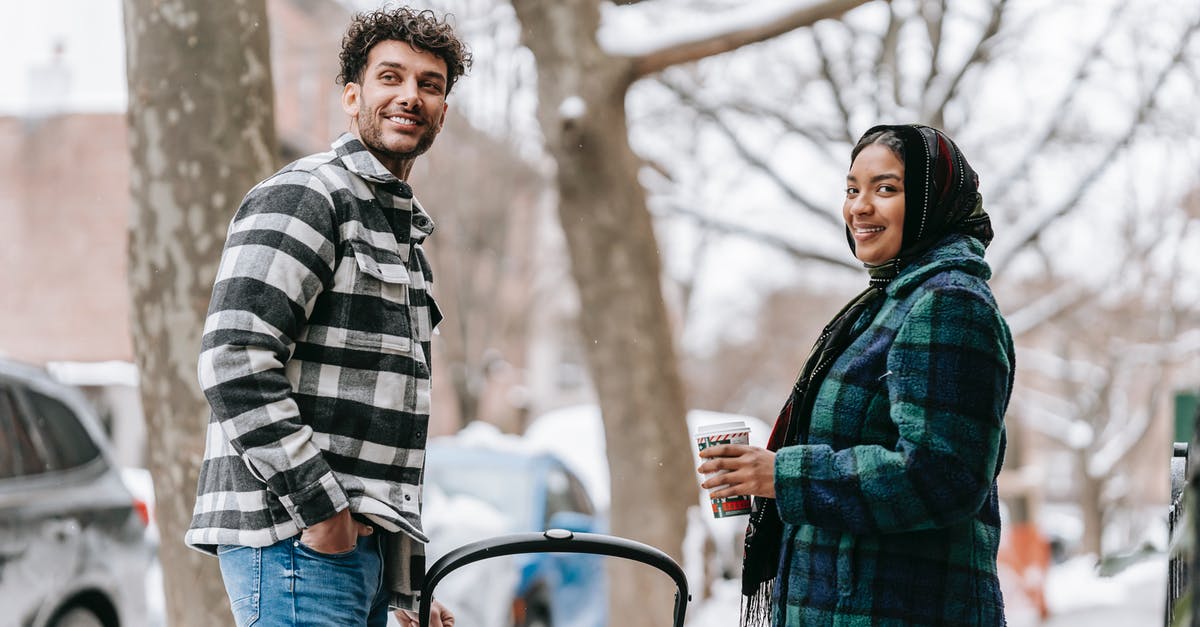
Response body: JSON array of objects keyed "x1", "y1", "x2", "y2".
[{"x1": 740, "y1": 124, "x2": 994, "y2": 626}]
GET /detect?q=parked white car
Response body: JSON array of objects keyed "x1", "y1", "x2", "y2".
[{"x1": 0, "y1": 358, "x2": 155, "y2": 627}]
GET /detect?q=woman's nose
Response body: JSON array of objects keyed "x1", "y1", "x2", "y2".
[{"x1": 848, "y1": 195, "x2": 872, "y2": 215}]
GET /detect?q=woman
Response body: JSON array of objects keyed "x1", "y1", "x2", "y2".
[{"x1": 698, "y1": 124, "x2": 1013, "y2": 626}]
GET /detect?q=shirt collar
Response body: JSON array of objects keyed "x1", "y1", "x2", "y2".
[
  {"x1": 333, "y1": 132, "x2": 399, "y2": 185},
  {"x1": 411, "y1": 197, "x2": 435, "y2": 240},
  {"x1": 332, "y1": 133, "x2": 437, "y2": 241}
]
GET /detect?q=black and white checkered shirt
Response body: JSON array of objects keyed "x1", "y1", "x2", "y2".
[{"x1": 186, "y1": 133, "x2": 441, "y2": 610}]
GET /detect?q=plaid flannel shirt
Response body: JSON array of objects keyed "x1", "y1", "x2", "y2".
[
  {"x1": 186, "y1": 133, "x2": 441, "y2": 610},
  {"x1": 772, "y1": 235, "x2": 1013, "y2": 626}
]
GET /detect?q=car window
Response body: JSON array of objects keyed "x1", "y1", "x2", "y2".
[
  {"x1": 22, "y1": 389, "x2": 101, "y2": 471},
  {"x1": 565, "y1": 471, "x2": 595, "y2": 516},
  {"x1": 0, "y1": 387, "x2": 48, "y2": 477},
  {"x1": 424, "y1": 457, "x2": 536, "y2": 528},
  {"x1": 543, "y1": 464, "x2": 596, "y2": 527},
  {"x1": 544, "y1": 466, "x2": 575, "y2": 525}
]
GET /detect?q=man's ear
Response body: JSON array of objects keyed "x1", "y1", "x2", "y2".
[
  {"x1": 341, "y1": 82, "x2": 361, "y2": 117},
  {"x1": 437, "y1": 101, "x2": 448, "y2": 131}
]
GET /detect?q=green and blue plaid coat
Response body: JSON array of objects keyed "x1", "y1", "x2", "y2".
[{"x1": 772, "y1": 234, "x2": 1013, "y2": 626}]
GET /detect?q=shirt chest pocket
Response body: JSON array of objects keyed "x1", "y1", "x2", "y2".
[{"x1": 337, "y1": 239, "x2": 413, "y2": 354}]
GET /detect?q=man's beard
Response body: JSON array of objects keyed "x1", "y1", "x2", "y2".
[{"x1": 358, "y1": 109, "x2": 439, "y2": 163}]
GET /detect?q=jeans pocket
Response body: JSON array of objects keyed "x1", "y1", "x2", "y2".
[
  {"x1": 217, "y1": 545, "x2": 261, "y2": 627},
  {"x1": 295, "y1": 538, "x2": 359, "y2": 560},
  {"x1": 229, "y1": 594, "x2": 260, "y2": 627}
]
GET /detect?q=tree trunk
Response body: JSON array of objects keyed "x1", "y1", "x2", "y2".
[
  {"x1": 1077, "y1": 450, "x2": 1105, "y2": 558},
  {"x1": 122, "y1": 2, "x2": 277, "y2": 625},
  {"x1": 510, "y1": 1, "x2": 696, "y2": 625}
]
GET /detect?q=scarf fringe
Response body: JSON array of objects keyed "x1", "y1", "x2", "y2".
[{"x1": 740, "y1": 578, "x2": 775, "y2": 627}]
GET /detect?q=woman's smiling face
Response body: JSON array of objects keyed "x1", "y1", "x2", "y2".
[{"x1": 844, "y1": 143, "x2": 906, "y2": 265}]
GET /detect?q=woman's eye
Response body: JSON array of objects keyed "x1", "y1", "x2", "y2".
[{"x1": 845, "y1": 187, "x2": 859, "y2": 196}]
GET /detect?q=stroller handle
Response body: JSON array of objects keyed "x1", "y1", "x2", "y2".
[{"x1": 419, "y1": 529, "x2": 690, "y2": 627}]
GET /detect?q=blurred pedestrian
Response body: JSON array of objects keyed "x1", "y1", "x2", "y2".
[
  {"x1": 185, "y1": 7, "x2": 470, "y2": 626},
  {"x1": 699, "y1": 124, "x2": 1013, "y2": 626}
]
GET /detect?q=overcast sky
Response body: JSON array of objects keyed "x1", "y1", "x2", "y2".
[{"x1": 0, "y1": 0, "x2": 127, "y2": 114}]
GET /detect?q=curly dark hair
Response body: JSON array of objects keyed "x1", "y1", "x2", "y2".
[{"x1": 338, "y1": 6, "x2": 472, "y2": 95}]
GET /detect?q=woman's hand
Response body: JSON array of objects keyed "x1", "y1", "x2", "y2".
[{"x1": 697, "y1": 444, "x2": 776, "y2": 499}]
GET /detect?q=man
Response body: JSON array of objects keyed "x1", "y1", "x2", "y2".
[{"x1": 186, "y1": 8, "x2": 470, "y2": 626}]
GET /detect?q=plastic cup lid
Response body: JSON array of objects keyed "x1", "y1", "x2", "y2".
[{"x1": 693, "y1": 420, "x2": 749, "y2": 436}]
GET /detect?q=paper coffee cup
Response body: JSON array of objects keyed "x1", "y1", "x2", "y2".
[{"x1": 694, "y1": 420, "x2": 752, "y2": 518}]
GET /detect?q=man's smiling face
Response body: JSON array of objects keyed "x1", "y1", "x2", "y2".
[{"x1": 342, "y1": 40, "x2": 449, "y2": 176}]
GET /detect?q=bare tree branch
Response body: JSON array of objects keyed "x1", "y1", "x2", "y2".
[
  {"x1": 992, "y1": 15, "x2": 1200, "y2": 274},
  {"x1": 723, "y1": 99, "x2": 846, "y2": 163},
  {"x1": 811, "y1": 25, "x2": 856, "y2": 143},
  {"x1": 925, "y1": 0, "x2": 1008, "y2": 129},
  {"x1": 628, "y1": 0, "x2": 874, "y2": 79},
  {"x1": 1004, "y1": 282, "x2": 1091, "y2": 337},
  {"x1": 660, "y1": 78, "x2": 843, "y2": 229},
  {"x1": 1016, "y1": 347, "x2": 1108, "y2": 387},
  {"x1": 879, "y1": 1, "x2": 903, "y2": 113},
  {"x1": 992, "y1": 3, "x2": 1126, "y2": 204},
  {"x1": 662, "y1": 204, "x2": 860, "y2": 271},
  {"x1": 1013, "y1": 390, "x2": 1093, "y2": 450},
  {"x1": 919, "y1": 0, "x2": 947, "y2": 103}
]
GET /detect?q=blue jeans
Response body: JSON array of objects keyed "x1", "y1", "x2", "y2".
[{"x1": 217, "y1": 533, "x2": 389, "y2": 626}]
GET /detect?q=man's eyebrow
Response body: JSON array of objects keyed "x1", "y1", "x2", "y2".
[{"x1": 374, "y1": 61, "x2": 446, "y2": 82}]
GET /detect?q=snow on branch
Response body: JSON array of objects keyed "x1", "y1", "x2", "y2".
[
  {"x1": 1015, "y1": 346, "x2": 1109, "y2": 388},
  {"x1": 1003, "y1": 282, "x2": 1090, "y2": 337},
  {"x1": 1116, "y1": 328, "x2": 1200, "y2": 364},
  {"x1": 1086, "y1": 404, "x2": 1151, "y2": 479},
  {"x1": 1013, "y1": 390, "x2": 1094, "y2": 450},
  {"x1": 598, "y1": 0, "x2": 874, "y2": 80}
]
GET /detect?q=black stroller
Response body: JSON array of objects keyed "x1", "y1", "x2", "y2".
[{"x1": 418, "y1": 528, "x2": 690, "y2": 627}]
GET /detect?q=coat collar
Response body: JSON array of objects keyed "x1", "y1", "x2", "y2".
[{"x1": 886, "y1": 234, "x2": 991, "y2": 298}]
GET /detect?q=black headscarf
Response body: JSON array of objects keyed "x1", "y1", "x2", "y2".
[{"x1": 740, "y1": 124, "x2": 993, "y2": 626}]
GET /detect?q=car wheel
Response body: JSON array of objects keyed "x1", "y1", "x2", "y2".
[{"x1": 51, "y1": 607, "x2": 105, "y2": 627}]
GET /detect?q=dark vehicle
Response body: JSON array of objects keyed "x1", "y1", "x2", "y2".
[
  {"x1": 0, "y1": 359, "x2": 151, "y2": 627},
  {"x1": 425, "y1": 442, "x2": 606, "y2": 627}
]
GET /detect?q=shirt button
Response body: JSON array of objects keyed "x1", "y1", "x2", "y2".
[{"x1": 404, "y1": 495, "x2": 412, "y2": 501}]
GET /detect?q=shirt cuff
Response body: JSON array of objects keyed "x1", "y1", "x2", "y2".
[{"x1": 277, "y1": 470, "x2": 349, "y2": 528}]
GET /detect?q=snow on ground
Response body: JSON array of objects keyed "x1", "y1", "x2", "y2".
[{"x1": 1040, "y1": 554, "x2": 1167, "y2": 627}]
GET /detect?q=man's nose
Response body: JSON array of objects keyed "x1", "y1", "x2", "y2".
[{"x1": 396, "y1": 81, "x2": 421, "y2": 109}]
